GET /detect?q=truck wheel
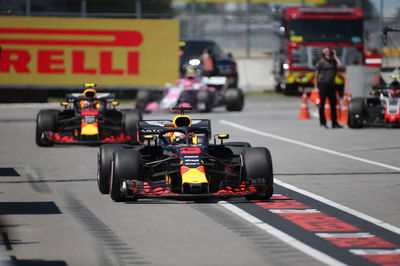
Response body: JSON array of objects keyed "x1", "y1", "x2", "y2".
[
  {"x1": 197, "y1": 90, "x2": 213, "y2": 113},
  {"x1": 225, "y1": 88, "x2": 244, "y2": 111},
  {"x1": 136, "y1": 90, "x2": 151, "y2": 110},
  {"x1": 110, "y1": 149, "x2": 141, "y2": 202},
  {"x1": 242, "y1": 147, "x2": 274, "y2": 200},
  {"x1": 123, "y1": 110, "x2": 142, "y2": 144},
  {"x1": 283, "y1": 84, "x2": 299, "y2": 96},
  {"x1": 97, "y1": 144, "x2": 125, "y2": 194},
  {"x1": 348, "y1": 98, "x2": 364, "y2": 129},
  {"x1": 36, "y1": 109, "x2": 57, "y2": 147}
]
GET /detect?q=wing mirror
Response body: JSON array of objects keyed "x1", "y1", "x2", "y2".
[
  {"x1": 60, "y1": 102, "x2": 69, "y2": 107},
  {"x1": 214, "y1": 134, "x2": 229, "y2": 145},
  {"x1": 111, "y1": 101, "x2": 119, "y2": 107},
  {"x1": 143, "y1": 135, "x2": 154, "y2": 146}
]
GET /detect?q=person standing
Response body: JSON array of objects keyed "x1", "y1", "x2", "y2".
[
  {"x1": 314, "y1": 47, "x2": 343, "y2": 129},
  {"x1": 200, "y1": 48, "x2": 216, "y2": 77}
]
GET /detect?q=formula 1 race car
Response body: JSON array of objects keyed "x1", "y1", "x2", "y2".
[
  {"x1": 97, "y1": 107, "x2": 273, "y2": 201},
  {"x1": 36, "y1": 84, "x2": 142, "y2": 146},
  {"x1": 135, "y1": 72, "x2": 244, "y2": 113},
  {"x1": 348, "y1": 73, "x2": 400, "y2": 128}
]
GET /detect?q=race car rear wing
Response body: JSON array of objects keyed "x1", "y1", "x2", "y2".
[
  {"x1": 66, "y1": 92, "x2": 116, "y2": 102},
  {"x1": 137, "y1": 119, "x2": 211, "y2": 137}
]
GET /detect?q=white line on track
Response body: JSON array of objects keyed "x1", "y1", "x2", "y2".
[
  {"x1": 218, "y1": 201, "x2": 346, "y2": 266},
  {"x1": 220, "y1": 120, "x2": 400, "y2": 172},
  {"x1": 219, "y1": 120, "x2": 400, "y2": 235}
]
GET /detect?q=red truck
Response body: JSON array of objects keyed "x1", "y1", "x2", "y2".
[{"x1": 273, "y1": 7, "x2": 364, "y2": 95}]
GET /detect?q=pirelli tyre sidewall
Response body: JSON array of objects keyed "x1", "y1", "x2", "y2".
[
  {"x1": 97, "y1": 144, "x2": 125, "y2": 194},
  {"x1": 36, "y1": 109, "x2": 58, "y2": 147},
  {"x1": 348, "y1": 97, "x2": 365, "y2": 129},
  {"x1": 242, "y1": 147, "x2": 274, "y2": 200},
  {"x1": 224, "y1": 88, "x2": 244, "y2": 111},
  {"x1": 110, "y1": 148, "x2": 141, "y2": 202}
]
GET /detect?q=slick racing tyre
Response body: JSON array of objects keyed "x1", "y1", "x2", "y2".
[
  {"x1": 348, "y1": 97, "x2": 365, "y2": 129},
  {"x1": 197, "y1": 90, "x2": 213, "y2": 113},
  {"x1": 224, "y1": 88, "x2": 244, "y2": 111},
  {"x1": 110, "y1": 149, "x2": 141, "y2": 202},
  {"x1": 123, "y1": 109, "x2": 142, "y2": 144},
  {"x1": 97, "y1": 144, "x2": 125, "y2": 194},
  {"x1": 135, "y1": 90, "x2": 151, "y2": 111},
  {"x1": 242, "y1": 147, "x2": 274, "y2": 200},
  {"x1": 36, "y1": 109, "x2": 58, "y2": 147}
]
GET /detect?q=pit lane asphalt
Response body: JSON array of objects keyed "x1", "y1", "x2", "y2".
[{"x1": 0, "y1": 94, "x2": 399, "y2": 266}]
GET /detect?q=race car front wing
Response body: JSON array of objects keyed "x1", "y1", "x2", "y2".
[{"x1": 121, "y1": 180, "x2": 258, "y2": 199}]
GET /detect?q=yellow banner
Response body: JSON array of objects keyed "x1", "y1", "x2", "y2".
[
  {"x1": 0, "y1": 16, "x2": 179, "y2": 86},
  {"x1": 172, "y1": 0, "x2": 326, "y2": 4}
]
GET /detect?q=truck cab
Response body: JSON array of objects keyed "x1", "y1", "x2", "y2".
[{"x1": 273, "y1": 7, "x2": 364, "y2": 95}]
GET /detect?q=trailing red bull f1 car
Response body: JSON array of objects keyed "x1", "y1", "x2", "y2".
[
  {"x1": 36, "y1": 84, "x2": 142, "y2": 146},
  {"x1": 97, "y1": 107, "x2": 273, "y2": 201}
]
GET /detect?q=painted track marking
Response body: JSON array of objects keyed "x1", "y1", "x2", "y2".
[{"x1": 218, "y1": 201, "x2": 346, "y2": 266}]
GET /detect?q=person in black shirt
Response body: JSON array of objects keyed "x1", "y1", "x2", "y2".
[{"x1": 314, "y1": 47, "x2": 343, "y2": 129}]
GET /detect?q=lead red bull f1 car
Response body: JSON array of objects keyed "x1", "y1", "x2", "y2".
[
  {"x1": 97, "y1": 107, "x2": 273, "y2": 201},
  {"x1": 36, "y1": 84, "x2": 142, "y2": 146}
]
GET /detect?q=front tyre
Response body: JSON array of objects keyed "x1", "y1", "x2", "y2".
[
  {"x1": 197, "y1": 90, "x2": 213, "y2": 113},
  {"x1": 97, "y1": 144, "x2": 125, "y2": 194},
  {"x1": 242, "y1": 147, "x2": 274, "y2": 200},
  {"x1": 348, "y1": 98, "x2": 365, "y2": 129},
  {"x1": 110, "y1": 149, "x2": 141, "y2": 202},
  {"x1": 36, "y1": 109, "x2": 58, "y2": 147}
]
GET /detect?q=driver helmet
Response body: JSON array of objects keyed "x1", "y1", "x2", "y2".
[
  {"x1": 169, "y1": 115, "x2": 197, "y2": 145},
  {"x1": 83, "y1": 88, "x2": 96, "y2": 99},
  {"x1": 185, "y1": 66, "x2": 199, "y2": 81}
]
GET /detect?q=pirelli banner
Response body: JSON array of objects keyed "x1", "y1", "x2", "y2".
[{"x1": 0, "y1": 16, "x2": 179, "y2": 87}]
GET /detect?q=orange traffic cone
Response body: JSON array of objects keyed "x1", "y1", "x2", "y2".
[
  {"x1": 336, "y1": 91, "x2": 342, "y2": 122},
  {"x1": 324, "y1": 98, "x2": 331, "y2": 121},
  {"x1": 298, "y1": 90, "x2": 311, "y2": 120},
  {"x1": 339, "y1": 92, "x2": 348, "y2": 124}
]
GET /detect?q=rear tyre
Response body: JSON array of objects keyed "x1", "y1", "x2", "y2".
[
  {"x1": 348, "y1": 98, "x2": 364, "y2": 129},
  {"x1": 110, "y1": 149, "x2": 141, "y2": 202},
  {"x1": 36, "y1": 109, "x2": 58, "y2": 147},
  {"x1": 224, "y1": 142, "x2": 251, "y2": 155},
  {"x1": 283, "y1": 84, "x2": 299, "y2": 96},
  {"x1": 197, "y1": 90, "x2": 213, "y2": 113},
  {"x1": 242, "y1": 147, "x2": 274, "y2": 200},
  {"x1": 136, "y1": 90, "x2": 151, "y2": 110},
  {"x1": 225, "y1": 88, "x2": 244, "y2": 111},
  {"x1": 97, "y1": 144, "x2": 125, "y2": 194},
  {"x1": 123, "y1": 109, "x2": 142, "y2": 144}
]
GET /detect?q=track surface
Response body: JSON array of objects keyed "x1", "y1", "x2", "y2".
[{"x1": 0, "y1": 95, "x2": 399, "y2": 266}]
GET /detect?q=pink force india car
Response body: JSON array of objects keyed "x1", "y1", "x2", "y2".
[{"x1": 135, "y1": 73, "x2": 244, "y2": 113}]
